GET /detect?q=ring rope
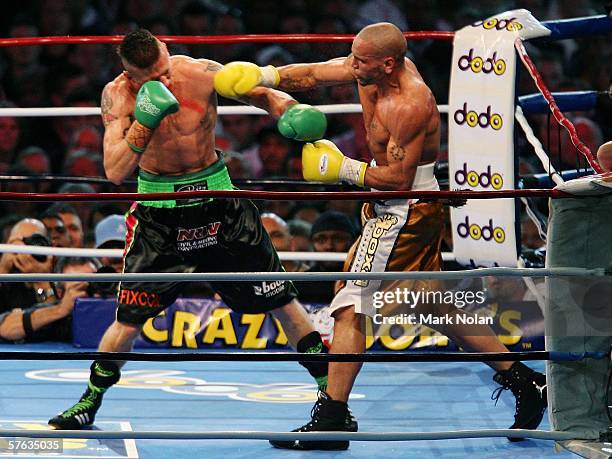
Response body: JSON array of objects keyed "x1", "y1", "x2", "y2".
[
  {"x1": 515, "y1": 105, "x2": 564, "y2": 185},
  {"x1": 0, "y1": 104, "x2": 447, "y2": 118},
  {"x1": 514, "y1": 39, "x2": 602, "y2": 173},
  {"x1": 0, "y1": 351, "x2": 605, "y2": 362},
  {"x1": 0, "y1": 244, "x2": 457, "y2": 263},
  {"x1": 0, "y1": 428, "x2": 582, "y2": 442},
  {"x1": 0, "y1": 32, "x2": 455, "y2": 48},
  {"x1": 0, "y1": 267, "x2": 605, "y2": 284},
  {"x1": 0, "y1": 189, "x2": 575, "y2": 203}
]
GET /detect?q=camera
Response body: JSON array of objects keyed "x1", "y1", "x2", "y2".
[
  {"x1": 87, "y1": 266, "x2": 119, "y2": 297},
  {"x1": 22, "y1": 233, "x2": 52, "y2": 262}
]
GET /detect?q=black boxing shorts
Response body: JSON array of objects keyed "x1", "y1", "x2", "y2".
[{"x1": 116, "y1": 159, "x2": 297, "y2": 325}]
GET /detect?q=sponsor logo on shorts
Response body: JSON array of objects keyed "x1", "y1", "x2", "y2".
[
  {"x1": 472, "y1": 17, "x2": 523, "y2": 31},
  {"x1": 458, "y1": 48, "x2": 506, "y2": 75},
  {"x1": 456, "y1": 216, "x2": 506, "y2": 243},
  {"x1": 253, "y1": 280, "x2": 286, "y2": 298},
  {"x1": 454, "y1": 102, "x2": 503, "y2": 130},
  {"x1": 176, "y1": 222, "x2": 221, "y2": 251},
  {"x1": 175, "y1": 182, "x2": 208, "y2": 193},
  {"x1": 355, "y1": 214, "x2": 399, "y2": 287},
  {"x1": 119, "y1": 289, "x2": 161, "y2": 307},
  {"x1": 454, "y1": 163, "x2": 503, "y2": 190}
]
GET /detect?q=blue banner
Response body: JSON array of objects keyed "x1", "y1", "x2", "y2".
[{"x1": 72, "y1": 298, "x2": 544, "y2": 351}]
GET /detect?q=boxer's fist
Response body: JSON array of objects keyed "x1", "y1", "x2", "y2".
[
  {"x1": 134, "y1": 81, "x2": 179, "y2": 129},
  {"x1": 213, "y1": 62, "x2": 280, "y2": 98},
  {"x1": 302, "y1": 139, "x2": 367, "y2": 187},
  {"x1": 278, "y1": 104, "x2": 327, "y2": 141}
]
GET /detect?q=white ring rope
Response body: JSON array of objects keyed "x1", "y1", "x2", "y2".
[
  {"x1": 0, "y1": 243, "x2": 456, "y2": 262},
  {"x1": 515, "y1": 105, "x2": 564, "y2": 186},
  {"x1": 0, "y1": 267, "x2": 604, "y2": 283},
  {"x1": 0, "y1": 428, "x2": 580, "y2": 441},
  {"x1": 0, "y1": 104, "x2": 449, "y2": 117}
]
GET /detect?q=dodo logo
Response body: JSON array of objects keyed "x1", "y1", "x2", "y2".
[
  {"x1": 472, "y1": 17, "x2": 523, "y2": 31},
  {"x1": 454, "y1": 163, "x2": 503, "y2": 190},
  {"x1": 454, "y1": 103, "x2": 503, "y2": 130},
  {"x1": 456, "y1": 216, "x2": 506, "y2": 244},
  {"x1": 458, "y1": 48, "x2": 506, "y2": 75}
]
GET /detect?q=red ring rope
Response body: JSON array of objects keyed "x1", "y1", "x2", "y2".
[
  {"x1": 0, "y1": 32, "x2": 454, "y2": 47},
  {"x1": 514, "y1": 39, "x2": 602, "y2": 174},
  {"x1": 0, "y1": 189, "x2": 574, "y2": 203}
]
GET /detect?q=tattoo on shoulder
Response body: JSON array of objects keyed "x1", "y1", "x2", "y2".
[
  {"x1": 206, "y1": 61, "x2": 223, "y2": 72},
  {"x1": 101, "y1": 87, "x2": 118, "y2": 126},
  {"x1": 391, "y1": 144, "x2": 405, "y2": 161}
]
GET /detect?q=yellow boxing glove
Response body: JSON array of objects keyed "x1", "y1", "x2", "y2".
[
  {"x1": 213, "y1": 61, "x2": 280, "y2": 98},
  {"x1": 302, "y1": 139, "x2": 368, "y2": 187}
]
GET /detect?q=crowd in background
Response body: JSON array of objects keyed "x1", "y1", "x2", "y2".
[{"x1": 0, "y1": 0, "x2": 609, "y2": 340}]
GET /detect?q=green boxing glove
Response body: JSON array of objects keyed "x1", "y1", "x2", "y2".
[
  {"x1": 134, "y1": 81, "x2": 179, "y2": 129},
  {"x1": 277, "y1": 104, "x2": 327, "y2": 142}
]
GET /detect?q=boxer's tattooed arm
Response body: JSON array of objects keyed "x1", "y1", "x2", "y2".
[
  {"x1": 100, "y1": 87, "x2": 118, "y2": 126},
  {"x1": 390, "y1": 144, "x2": 406, "y2": 161},
  {"x1": 278, "y1": 78, "x2": 317, "y2": 91}
]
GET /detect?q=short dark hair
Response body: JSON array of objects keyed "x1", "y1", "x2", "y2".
[
  {"x1": 118, "y1": 29, "x2": 159, "y2": 69},
  {"x1": 47, "y1": 203, "x2": 78, "y2": 217},
  {"x1": 54, "y1": 256, "x2": 100, "y2": 274}
]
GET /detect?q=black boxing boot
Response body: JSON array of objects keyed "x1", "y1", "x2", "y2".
[
  {"x1": 492, "y1": 362, "x2": 547, "y2": 441},
  {"x1": 49, "y1": 361, "x2": 120, "y2": 429},
  {"x1": 269, "y1": 391, "x2": 358, "y2": 450}
]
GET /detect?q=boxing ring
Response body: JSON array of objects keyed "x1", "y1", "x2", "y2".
[{"x1": 0, "y1": 9, "x2": 610, "y2": 459}]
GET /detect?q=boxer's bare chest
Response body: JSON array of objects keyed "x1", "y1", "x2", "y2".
[{"x1": 359, "y1": 86, "x2": 391, "y2": 159}]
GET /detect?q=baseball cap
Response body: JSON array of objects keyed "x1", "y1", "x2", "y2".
[{"x1": 95, "y1": 214, "x2": 127, "y2": 248}]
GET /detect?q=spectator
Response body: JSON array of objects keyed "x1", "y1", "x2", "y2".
[
  {"x1": 0, "y1": 108, "x2": 22, "y2": 174},
  {"x1": 178, "y1": 1, "x2": 214, "y2": 58},
  {"x1": 291, "y1": 203, "x2": 322, "y2": 224},
  {"x1": 0, "y1": 218, "x2": 55, "y2": 314},
  {"x1": 293, "y1": 211, "x2": 359, "y2": 304},
  {"x1": 257, "y1": 126, "x2": 293, "y2": 178},
  {"x1": 2, "y1": 16, "x2": 47, "y2": 107},
  {"x1": 221, "y1": 114, "x2": 263, "y2": 177},
  {"x1": 94, "y1": 214, "x2": 126, "y2": 274},
  {"x1": 0, "y1": 257, "x2": 98, "y2": 342},
  {"x1": 261, "y1": 213, "x2": 309, "y2": 272},
  {"x1": 15, "y1": 146, "x2": 51, "y2": 175},
  {"x1": 3, "y1": 164, "x2": 43, "y2": 217},
  {"x1": 47, "y1": 203, "x2": 85, "y2": 248},
  {"x1": 57, "y1": 183, "x2": 97, "y2": 228},
  {"x1": 40, "y1": 209, "x2": 71, "y2": 248},
  {"x1": 287, "y1": 219, "x2": 313, "y2": 252},
  {"x1": 68, "y1": 127, "x2": 103, "y2": 157},
  {"x1": 63, "y1": 149, "x2": 105, "y2": 178}
]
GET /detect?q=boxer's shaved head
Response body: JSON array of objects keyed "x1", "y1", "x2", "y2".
[{"x1": 354, "y1": 22, "x2": 407, "y2": 64}]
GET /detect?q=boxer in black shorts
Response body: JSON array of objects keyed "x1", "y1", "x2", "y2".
[
  {"x1": 49, "y1": 29, "x2": 328, "y2": 430},
  {"x1": 118, "y1": 157, "x2": 297, "y2": 324}
]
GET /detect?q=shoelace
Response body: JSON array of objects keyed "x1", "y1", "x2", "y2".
[
  {"x1": 491, "y1": 384, "x2": 510, "y2": 406},
  {"x1": 63, "y1": 392, "x2": 98, "y2": 417}
]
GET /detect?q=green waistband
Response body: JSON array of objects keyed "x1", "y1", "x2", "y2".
[{"x1": 137, "y1": 157, "x2": 233, "y2": 208}]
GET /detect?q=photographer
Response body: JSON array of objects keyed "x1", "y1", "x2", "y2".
[
  {"x1": 0, "y1": 257, "x2": 99, "y2": 343},
  {"x1": 0, "y1": 218, "x2": 55, "y2": 312}
]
